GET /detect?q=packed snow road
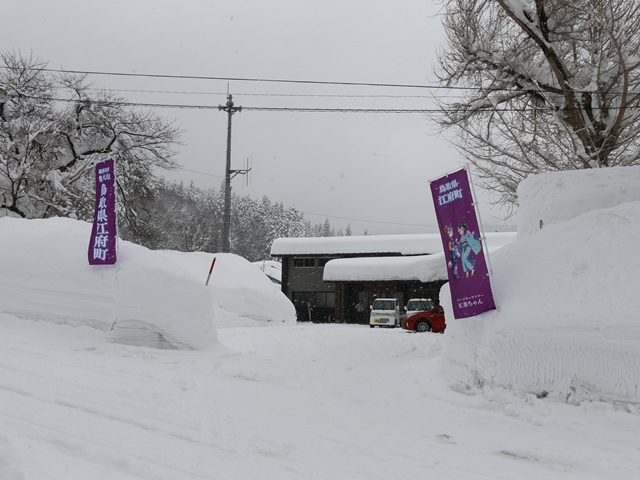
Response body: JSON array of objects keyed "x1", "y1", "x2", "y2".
[{"x1": 1, "y1": 317, "x2": 638, "y2": 479}]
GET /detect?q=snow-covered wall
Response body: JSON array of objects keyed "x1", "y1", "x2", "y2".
[{"x1": 441, "y1": 167, "x2": 640, "y2": 405}]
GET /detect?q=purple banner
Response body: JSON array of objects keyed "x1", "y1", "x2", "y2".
[
  {"x1": 88, "y1": 158, "x2": 117, "y2": 265},
  {"x1": 430, "y1": 169, "x2": 495, "y2": 319}
]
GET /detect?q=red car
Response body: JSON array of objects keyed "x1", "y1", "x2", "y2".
[{"x1": 402, "y1": 305, "x2": 446, "y2": 333}]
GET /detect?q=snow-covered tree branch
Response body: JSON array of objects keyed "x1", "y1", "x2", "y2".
[
  {"x1": 0, "y1": 51, "x2": 181, "y2": 229},
  {"x1": 432, "y1": 0, "x2": 640, "y2": 208}
]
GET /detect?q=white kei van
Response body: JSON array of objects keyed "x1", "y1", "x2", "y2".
[{"x1": 369, "y1": 298, "x2": 402, "y2": 328}]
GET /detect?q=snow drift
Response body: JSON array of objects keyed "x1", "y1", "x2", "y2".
[{"x1": 441, "y1": 166, "x2": 640, "y2": 404}]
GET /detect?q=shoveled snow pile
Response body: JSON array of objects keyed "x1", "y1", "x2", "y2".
[
  {"x1": 440, "y1": 166, "x2": 640, "y2": 405},
  {"x1": 161, "y1": 251, "x2": 295, "y2": 327},
  {"x1": 0, "y1": 217, "x2": 295, "y2": 348},
  {"x1": 0, "y1": 217, "x2": 215, "y2": 350},
  {"x1": 515, "y1": 166, "x2": 640, "y2": 238}
]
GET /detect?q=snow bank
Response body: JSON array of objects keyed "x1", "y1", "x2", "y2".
[
  {"x1": 0, "y1": 218, "x2": 295, "y2": 348},
  {"x1": 441, "y1": 166, "x2": 640, "y2": 405},
  {"x1": 516, "y1": 166, "x2": 640, "y2": 238},
  {"x1": 160, "y1": 251, "x2": 296, "y2": 327},
  {"x1": 0, "y1": 217, "x2": 216, "y2": 349}
]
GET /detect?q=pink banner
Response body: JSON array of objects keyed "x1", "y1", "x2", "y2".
[
  {"x1": 88, "y1": 159, "x2": 117, "y2": 265},
  {"x1": 430, "y1": 169, "x2": 495, "y2": 319}
]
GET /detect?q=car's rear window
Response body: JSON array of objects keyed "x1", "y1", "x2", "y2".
[{"x1": 407, "y1": 300, "x2": 432, "y2": 311}]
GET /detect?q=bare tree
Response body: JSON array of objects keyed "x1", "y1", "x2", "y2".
[
  {"x1": 0, "y1": 52, "x2": 57, "y2": 217},
  {"x1": 0, "y1": 51, "x2": 181, "y2": 231},
  {"x1": 433, "y1": 0, "x2": 640, "y2": 209}
]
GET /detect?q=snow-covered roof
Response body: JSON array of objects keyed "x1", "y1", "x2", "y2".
[
  {"x1": 323, "y1": 242, "x2": 510, "y2": 283},
  {"x1": 323, "y1": 254, "x2": 449, "y2": 283},
  {"x1": 271, "y1": 232, "x2": 516, "y2": 256}
]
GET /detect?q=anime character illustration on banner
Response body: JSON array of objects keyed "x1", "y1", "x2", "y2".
[
  {"x1": 430, "y1": 168, "x2": 496, "y2": 319},
  {"x1": 456, "y1": 219, "x2": 482, "y2": 278},
  {"x1": 444, "y1": 219, "x2": 483, "y2": 280}
]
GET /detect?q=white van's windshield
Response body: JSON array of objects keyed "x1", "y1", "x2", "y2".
[{"x1": 372, "y1": 299, "x2": 396, "y2": 311}]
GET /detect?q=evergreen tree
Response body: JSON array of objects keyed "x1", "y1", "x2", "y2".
[{"x1": 322, "y1": 219, "x2": 332, "y2": 237}]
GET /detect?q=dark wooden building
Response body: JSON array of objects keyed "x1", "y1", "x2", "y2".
[
  {"x1": 270, "y1": 233, "x2": 516, "y2": 324},
  {"x1": 271, "y1": 234, "x2": 448, "y2": 324}
]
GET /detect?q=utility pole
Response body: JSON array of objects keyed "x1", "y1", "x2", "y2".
[{"x1": 218, "y1": 94, "x2": 242, "y2": 253}]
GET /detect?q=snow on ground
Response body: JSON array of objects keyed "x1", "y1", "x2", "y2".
[
  {"x1": 1, "y1": 319, "x2": 639, "y2": 479},
  {"x1": 1, "y1": 166, "x2": 640, "y2": 479}
]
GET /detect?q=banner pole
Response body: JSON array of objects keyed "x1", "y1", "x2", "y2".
[
  {"x1": 113, "y1": 155, "x2": 119, "y2": 258},
  {"x1": 465, "y1": 166, "x2": 498, "y2": 305}
]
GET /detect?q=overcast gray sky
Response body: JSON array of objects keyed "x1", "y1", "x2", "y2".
[{"x1": 3, "y1": 0, "x2": 516, "y2": 235}]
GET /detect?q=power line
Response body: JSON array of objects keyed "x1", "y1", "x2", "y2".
[
  {"x1": 27, "y1": 94, "x2": 444, "y2": 113},
  {"x1": 164, "y1": 167, "x2": 436, "y2": 227},
  {"x1": 37, "y1": 66, "x2": 441, "y2": 90},
  {"x1": 164, "y1": 168, "x2": 515, "y2": 230},
  {"x1": 177, "y1": 168, "x2": 224, "y2": 179},
  {"x1": 244, "y1": 107, "x2": 438, "y2": 113},
  {"x1": 86, "y1": 87, "x2": 438, "y2": 99},
  {"x1": 299, "y1": 210, "x2": 433, "y2": 227},
  {"x1": 298, "y1": 209, "x2": 514, "y2": 230},
  {"x1": 6, "y1": 66, "x2": 638, "y2": 98},
  {"x1": 39, "y1": 95, "x2": 636, "y2": 114}
]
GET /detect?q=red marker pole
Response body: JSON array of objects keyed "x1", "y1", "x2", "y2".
[{"x1": 205, "y1": 257, "x2": 217, "y2": 286}]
